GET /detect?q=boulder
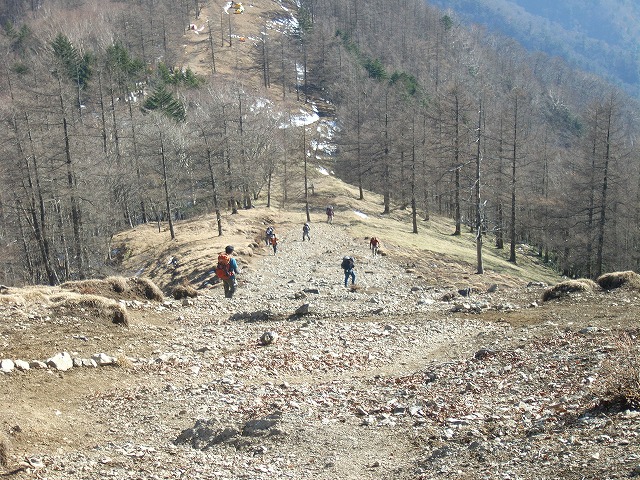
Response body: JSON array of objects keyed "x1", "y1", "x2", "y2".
[
  {"x1": 46, "y1": 352, "x2": 73, "y2": 371},
  {"x1": 92, "y1": 353, "x2": 117, "y2": 366},
  {"x1": 14, "y1": 359, "x2": 30, "y2": 371},
  {"x1": 1, "y1": 359, "x2": 15, "y2": 373}
]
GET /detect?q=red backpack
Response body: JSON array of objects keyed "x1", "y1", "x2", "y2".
[{"x1": 215, "y1": 253, "x2": 233, "y2": 279}]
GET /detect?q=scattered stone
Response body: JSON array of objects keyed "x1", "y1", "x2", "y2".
[
  {"x1": 295, "y1": 303, "x2": 310, "y2": 315},
  {"x1": 474, "y1": 348, "x2": 496, "y2": 360},
  {"x1": 259, "y1": 331, "x2": 278, "y2": 346},
  {"x1": 81, "y1": 358, "x2": 98, "y2": 368},
  {"x1": 46, "y1": 352, "x2": 73, "y2": 371},
  {"x1": 14, "y1": 359, "x2": 30, "y2": 371},
  {"x1": 92, "y1": 353, "x2": 117, "y2": 366}
]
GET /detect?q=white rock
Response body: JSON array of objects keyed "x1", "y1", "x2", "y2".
[
  {"x1": 92, "y1": 353, "x2": 117, "y2": 366},
  {"x1": 1, "y1": 358, "x2": 15, "y2": 373},
  {"x1": 46, "y1": 352, "x2": 73, "y2": 371},
  {"x1": 14, "y1": 359, "x2": 30, "y2": 371}
]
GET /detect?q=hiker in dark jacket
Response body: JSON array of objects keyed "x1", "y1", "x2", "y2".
[
  {"x1": 265, "y1": 226, "x2": 274, "y2": 246},
  {"x1": 341, "y1": 256, "x2": 356, "y2": 287},
  {"x1": 326, "y1": 206, "x2": 334, "y2": 224},
  {"x1": 302, "y1": 222, "x2": 311, "y2": 241}
]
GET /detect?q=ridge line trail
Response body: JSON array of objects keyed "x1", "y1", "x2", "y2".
[
  {"x1": 236, "y1": 220, "x2": 410, "y2": 315},
  {"x1": 202, "y1": 220, "x2": 506, "y2": 380}
]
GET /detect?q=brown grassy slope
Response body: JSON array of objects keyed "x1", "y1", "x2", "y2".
[{"x1": 111, "y1": 169, "x2": 562, "y2": 293}]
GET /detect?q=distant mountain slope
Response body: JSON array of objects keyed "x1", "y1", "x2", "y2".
[{"x1": 428, "y1": 0, "x2": 640, "y2": 95}]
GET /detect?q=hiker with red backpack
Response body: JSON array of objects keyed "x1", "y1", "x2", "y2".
[{"x1": 215, "y1": 245, "x2": 240, "y2": 298}]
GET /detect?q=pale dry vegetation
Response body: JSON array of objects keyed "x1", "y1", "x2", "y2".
[
  {"x1": 542, "y1": 278, "x2": 600, "y2": 301},
  {"x1": 596, "y1": 270, "x2": 640, "y2": 291},
  {"x1": 594, "y1": 332, "x2": 640, "y2": 410}
]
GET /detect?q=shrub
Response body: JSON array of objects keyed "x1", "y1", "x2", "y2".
[
  {"x1": 0, "y1": 433, "x2": 10, "y2": 468},
  {"x1": 173, "y1": 284, "x2": 198, "y2": 300},
  {"x1": 542, "y1": 279, "x2": 598, "y2": 302},
  {"x1": 596, "y1": 271, "x2": 640, "y2": 291},
  {"x1": 593, "y1": 332, "x2": 640, "y2": 410},
  {"x1": 127, "y1": 277, "x2": 164, "y2": 302}
]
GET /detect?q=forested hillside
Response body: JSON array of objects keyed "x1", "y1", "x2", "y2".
[
  {"x1": 429, "y1": 0, "x2": 640, "y2": 94},
  {"x1": 0, "y1": 0, "x2": 639, "y2": 287}
]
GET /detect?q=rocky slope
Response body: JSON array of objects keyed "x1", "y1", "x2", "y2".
[{"x1": 1, "y1": 218, "x2": 639, "y2": 479}]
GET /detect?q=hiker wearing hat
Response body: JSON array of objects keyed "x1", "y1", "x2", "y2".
[
  {"x1": 215, "y1": 245, "x2": 240, "y2": 298},
  {"x1": 341, "y1": 256, "x2": 356, "y2": 287},
  {"x1": 302, "y1": 222, "x2": 311, "y2": 241}
]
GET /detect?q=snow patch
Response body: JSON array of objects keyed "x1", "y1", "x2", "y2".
[{"x1": 353, "y1": 211, "x2": 368, "y2": 219}]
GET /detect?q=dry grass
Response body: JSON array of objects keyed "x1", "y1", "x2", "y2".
[
  {"x1": 593, "y1": 333, "x2": 640, "y2": 410},
  {"x1": 542, "y1": 279, "x2": 599, "y2": 302},
  {"x1": 50, "y1": 293, "x2": 129, "y2": 326},
  {"x1": 596, "y1": 270, "x2": 640, "y2": 291},
  {"x1": 128, "y1": 277, "x2": 164, "y2": 302},
  {"x1": 61, "y1": 276, "x2": 163, "y2": 302},
  {"x1": 173, "y1": 283, "x2": 198, "y2": 300},
  {"x1": 115, "y1": 356, "x2": 135, "y2": 369},
  {"x1": 0, "y1": 434, "x2": 9, "y2": 468}
]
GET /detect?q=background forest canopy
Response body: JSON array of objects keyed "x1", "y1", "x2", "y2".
[
  {"x1": 0, "y1": 0, "x2": 639, "y2": 288},
  {"x1": 428, "y1": 0, "x2": 640, "y2": 96}
]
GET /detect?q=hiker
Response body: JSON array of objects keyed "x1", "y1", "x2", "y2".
[
  {"x1": 302, "y1": 222, "x2": 311, "y2": 241},
  {"x1": 326, "y1": 206, "x2": 334, "y2": 224},
  {"x1": 370, "y1": 236, "x2": 380, "y2": 256},
  {"x1": 215, "y1": 245, "x2": 240, "y2": 298},
  {"x1": 265, "y1": 226, "x2": 274, "y2": 246},
  {"x1": 269, "y1": 234, "x2": 278, "y2": 255},
  {"x1": 341, "y1": 256, "x2": 356, "y2": 287}
]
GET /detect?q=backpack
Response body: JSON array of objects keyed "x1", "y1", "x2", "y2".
[
  {"x1": 326, "y1": 207, "x2": 333, "y2": 216},
  {"x1": 266, "y1": 226, "x2": 274, "y2": 236},
  {"x1": 215, "y1": 253, "x2": 233, "y2": 279},
  {"x1": 303, "y1": 223, "x2": 310, "y2": 232},
  {"x1": 341, "y1": 257, "x2": 354, "y2": 270}
]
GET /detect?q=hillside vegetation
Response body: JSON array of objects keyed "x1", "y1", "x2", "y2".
[{"x1": 0, "y1": 0, "x2": 640, "y2": 286}]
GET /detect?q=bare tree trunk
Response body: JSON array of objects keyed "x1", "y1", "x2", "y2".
[
  {"x1": 202, "y1": 128, "x2": 223, "y2": 236},
  {"x1": 207, "y1": 21, "x2": 217, "y2": 74},
  {"x1": 158, "y1": 130, "x2": 175, "y2": 239},
  {"x1": 595, "y1": 100, "x2": 613, "y2": 278},
  {"x1": 475, "y1": 100, "x2": 484, "y2": 274},
  {"x1": 509, "y1": 95, "x2": 518, "y2": 264},
  {"x1": 303, "y1": 127, "x2": 310, "y2": 222},
  {"x1": 58, "y1": 80, "x2": 84, "y2": 277},
  {"x1": 453, "y1": 92, "x2": 461, "y2": 236}
]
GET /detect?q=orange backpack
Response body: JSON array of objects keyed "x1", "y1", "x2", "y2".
[{"x1": 215, "y1": 253, "x2": 233, "y2": 279}]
